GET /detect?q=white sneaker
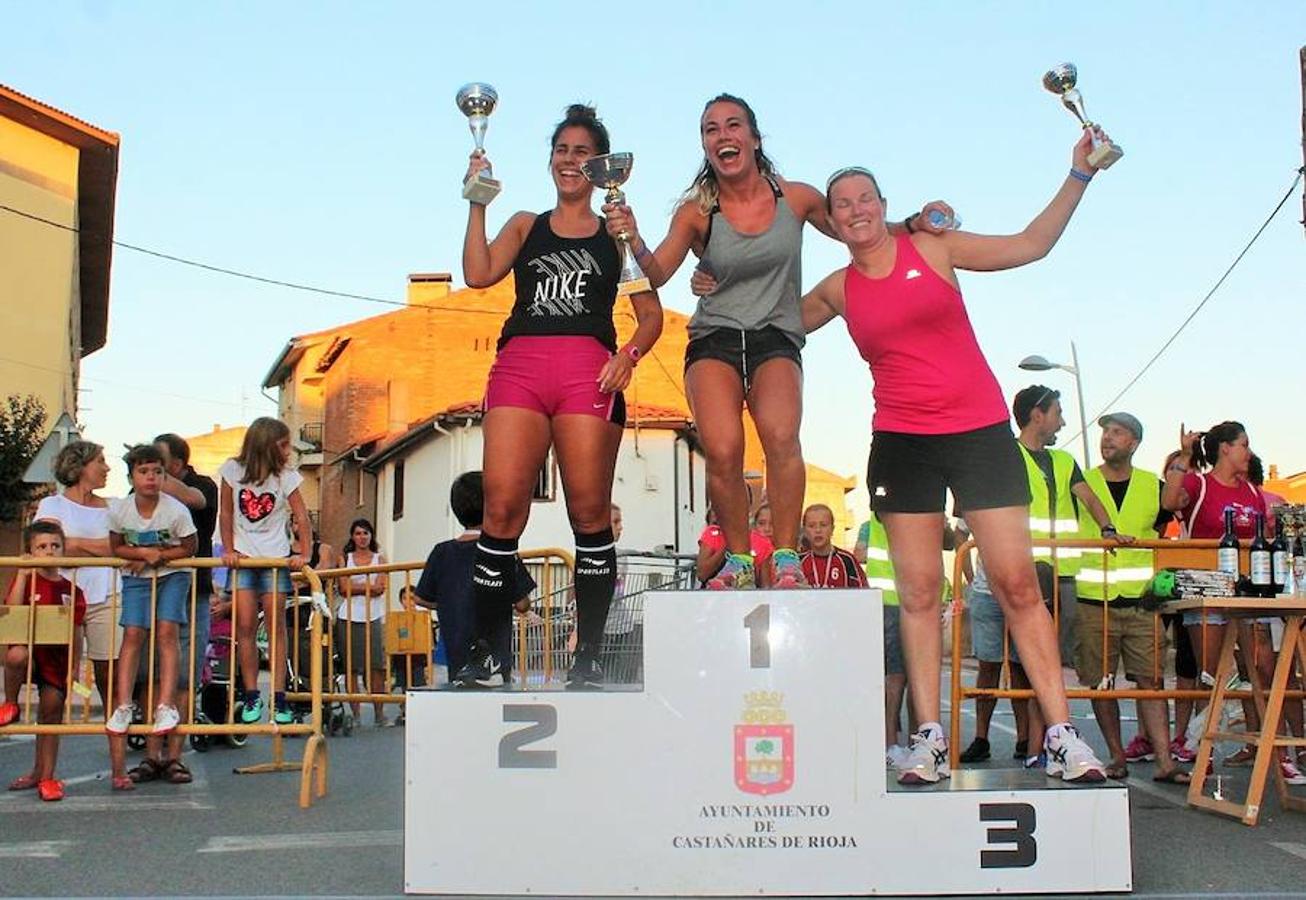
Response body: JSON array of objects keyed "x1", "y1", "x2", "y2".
[
  {"x1": 105, "y1": 704, "x2": 134, "y2": 734},
  {"x1": 897, "y1": 729, "x2": 950, "y2": 785},
  {"x1": 1045, "y1": 724, "x2": 1106, "y2": 783},
  {"x1": 885, "y1": 744, "x2": 910, "y2": 769},
  {"x1": 1280, "y1": 757, "x2": 1306, "y2": 786},
  {"x1": 152, "y1": 704, "x2": 180, "y2": 734}
]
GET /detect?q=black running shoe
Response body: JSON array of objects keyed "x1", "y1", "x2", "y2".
[
  {"x1": 453, "y1": 641, "x2": 505, "y2": 689},
  {"x1": 959, "y1": 736, "x2": 991, "y2": 763},
  {"x1": 1013, "y1": 739, "x2": 1028, "y2": 760},
  {"x1": 566, "y1": 646, "x2": 604, "y2": 691}
]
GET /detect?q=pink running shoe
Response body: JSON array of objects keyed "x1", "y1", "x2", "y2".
[{"x1": 1124, "y1": 734, "x2": 1155, "y2": 762}]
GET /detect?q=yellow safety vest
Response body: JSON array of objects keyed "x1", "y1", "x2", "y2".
[
  {"x1": 863, "y1": 518, "x2": 899, "y2": 606},
  {"x1": 861, "y1": 520, "x2": 950, "y2": 605},
  {"x1": 1076, "y1": 467, "x2": 1160, "y2": 601},
  {"x1": 1019, "y1": 444, "x2": 1082, "y2": 576}
]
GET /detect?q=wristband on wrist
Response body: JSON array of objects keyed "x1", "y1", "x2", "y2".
[
  {"x1": 904, "y1": 213, "x2": 919, "y2": 234},
  {"x1": 1100, "y1": 524, "x2": 1118, "y2": 536},
  {"x1": 633, "y1": 240, "x2": 653, "y2": 262},
  {"x1": 621, "y1": 343, "x2": 642, "y2": 365},
  {"x1": 1167, "y1": 463, "x2": 1189, "y2": 475},
  {"x1": 1069, "y1": 168, "x2": 1094, "y2": 184}
]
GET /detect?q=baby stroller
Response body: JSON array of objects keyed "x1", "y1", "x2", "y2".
[
  {"x1": 189, "y1": 618, "x2": 247, "y2": 751},
  {"x1": 287, "y1": 594, "x2": 353, "y2": 737}
]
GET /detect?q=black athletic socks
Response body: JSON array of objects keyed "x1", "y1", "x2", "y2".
[
  {"x1": 473, "y1": 533, "x2": 520, "y2": 643},
  {"x1": 573, "y1": 528, "x2": 617, "y2": 653}
]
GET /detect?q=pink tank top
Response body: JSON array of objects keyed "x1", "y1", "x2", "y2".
[{"x1": 843, "y1": 234, "x2": 1008, "y2": 434}]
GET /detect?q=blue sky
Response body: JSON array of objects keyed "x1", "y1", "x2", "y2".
[{"x1": 5, "y1": 2, "x2": 1304, "y2": 501}]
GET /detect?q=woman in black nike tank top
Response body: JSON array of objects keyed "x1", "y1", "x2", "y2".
[{"x1": 458, "y1": 104, "x2": 662, "y2": 690}]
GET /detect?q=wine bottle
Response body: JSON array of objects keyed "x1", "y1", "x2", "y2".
[
  {"x1": 1217, "y1": 506, "x2": 1240, "y2": 580},
  {"x1": 1249, "y1": 512, "x2": 1272, "y2": 598},
  {"x1": 1270, "y1": 519, "x2": 1289, "y2": 597}
]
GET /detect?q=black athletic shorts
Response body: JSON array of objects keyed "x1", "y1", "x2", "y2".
[
  {"x1": 1162, "y1": 613, "x2": 1199, "y2": 680},
  {"x1": 684, "y1": 326, "x2": 801, "y2": 393},
  {"x1": 867, "y1": 420, "x2": 1031, "y2": 515}
]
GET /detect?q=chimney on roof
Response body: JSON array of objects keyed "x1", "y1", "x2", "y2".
[{"x1": 408, "y1": 272, "x2": 452, "y2": 306}]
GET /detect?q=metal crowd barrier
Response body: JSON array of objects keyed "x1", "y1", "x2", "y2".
[
  {"x1": 286, "y1": 548, "x2": 577, "y2": 707},
  {"x1": 0, "y1": 556, "x2": 329, "y2": 808},
  {"x1": 947, "y1": 537, "x2": 1306, "y2": 769}
]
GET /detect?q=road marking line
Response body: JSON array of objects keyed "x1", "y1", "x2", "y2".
[
  {"x1": 0, "y1": 793, "x2": 215, "y2": 813},
  {"x1": 1270, "y1": 841, "x2": 1306, "y2": 861},
  {"x1": 197, "y1": 830, "x2": 403, "y2": 853},
  {"x1": 0, "y1": 840, "x2": 74, "y2": 858}
]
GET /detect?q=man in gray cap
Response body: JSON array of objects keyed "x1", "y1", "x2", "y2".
[{"x1": 1074, "y1": 412, "x2": 1188, "y2": 782}]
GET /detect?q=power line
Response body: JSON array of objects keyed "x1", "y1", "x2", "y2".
[
  {"x1": 0, "y1": 202, "x2": 502, "y2": 316},
  {"x1": 2, "y1": 200, "x2": 691, "y2": 403},
  {"x1": 1060, "y1": 166, "x2": 1304, "y2": 451}
]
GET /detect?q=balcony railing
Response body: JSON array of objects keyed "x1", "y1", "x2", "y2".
[{"x1": 299, "y1": 422, "x2": 324, "y2": 451}]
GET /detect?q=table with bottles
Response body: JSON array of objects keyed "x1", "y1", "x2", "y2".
[{"x1": 1172, "y1": 594, "x2": 1306, "y2": 825}]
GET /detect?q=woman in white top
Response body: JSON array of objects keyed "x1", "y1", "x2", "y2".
[
  {"x1": 33, "y1": 441, "x2": 119, "y2": 712},
  {"x1": 336, "y1": 519, "x2": 390, "y2": 726}
]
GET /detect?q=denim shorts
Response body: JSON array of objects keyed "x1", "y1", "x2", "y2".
[
  {"x1": 121, "y1": 572, "x2": 191, "y2": 630},
  {"x1": 882, "y1": 604, "x2": 904, "y2": 676},
  {"x1": 235, "y1": 566, "x2": 294, "y2": 595},
  {"x1": 968, "y1": 586, "x2": 1021, "y2": 665}
]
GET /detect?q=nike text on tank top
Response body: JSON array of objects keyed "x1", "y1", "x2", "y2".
[
  {"x1": 499, "y1": 212, "x2": 621, "y2": 351},
  {"x1": 689, "y1": 181, "x2": 805, "y2": 348},
  {"x1": 843, "y1": 234, "x2": 1008, "y2": 434}
]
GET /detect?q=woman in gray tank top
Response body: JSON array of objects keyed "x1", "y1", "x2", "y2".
[{"x1": 603, "y1": 93, "x2": 949, "y2": 591}]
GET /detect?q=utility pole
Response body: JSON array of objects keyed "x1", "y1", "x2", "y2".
[{"x1": 1300, "y1": 45, "x2": 1305, "y2": 234}]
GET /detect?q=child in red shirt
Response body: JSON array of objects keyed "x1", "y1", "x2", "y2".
[
  {"x1": 1, "y1": 521, "x2": 87, "y2": 801},
  {"x1": 799, "y1": 504, "x2": 867, "y2": 589}
]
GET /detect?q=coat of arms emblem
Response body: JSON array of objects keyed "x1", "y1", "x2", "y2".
[{"x1": 734, "y1": 691, "x2": 795, "y2": 795}]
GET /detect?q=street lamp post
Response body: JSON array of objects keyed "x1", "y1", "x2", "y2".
[{"x1": 1018, "y1": 342, "x2": 1091, "y2": 469}]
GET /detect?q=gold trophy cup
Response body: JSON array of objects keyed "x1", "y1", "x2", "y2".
[
  {"x1": 580, "y1": 152, "x2": 652, "y2": 296},
  {"x1": 1043, "y1": 63, "x2": 1123, "y2": 170}
]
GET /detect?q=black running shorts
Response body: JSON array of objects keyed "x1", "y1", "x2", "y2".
[
  {"x1": 684, "y1": 326, "x2": 802, "y2": 393},
  {"x1": 867, "y1": 421, "x2": 1031, "y2": 515}
]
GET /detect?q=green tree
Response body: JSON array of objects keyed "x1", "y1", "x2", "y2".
[{"x1": 0, "y1": 394, "x2": 48, "y2": 522}]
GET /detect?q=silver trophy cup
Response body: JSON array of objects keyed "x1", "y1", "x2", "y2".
[
  {"x1": 456, "y1": 83, "x2": 501, "y2": 204},
  {"x1": 580, "y1": 152, "x2": 652, "y2": 297},
  {"x1": 1042, "y1": 63, "x2": 1123, "y2": 170}
]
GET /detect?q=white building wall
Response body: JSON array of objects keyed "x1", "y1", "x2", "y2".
[{"x1": 375, "y1": 424, "x2": 706, "y2": 567}]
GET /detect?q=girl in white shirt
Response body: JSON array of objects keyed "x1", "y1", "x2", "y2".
[
  {"x1": 218, "y1": 417, "x2": 309, "y2": 726},
  {"x1": 336, "y1": 519, "x2": 391, "y2": 726}
]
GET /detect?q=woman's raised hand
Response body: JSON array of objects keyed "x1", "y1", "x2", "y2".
[
  {"x1": 1072, "y1": 128, "x2": 1108, "y2": 173},
  {"x1": 465, "y1": 150, "x2": 493, "y2": 185},
  {"x1": 601, "y1": 201, "x2": 639, "y2": 246}
]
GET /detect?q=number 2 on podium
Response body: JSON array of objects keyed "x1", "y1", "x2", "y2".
[{"x1": 744, "y1": 604, "x2": 770, "y2": 668}]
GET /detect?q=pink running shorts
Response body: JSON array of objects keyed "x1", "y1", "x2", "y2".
[{"x1": 484, "y1": 336, "x2": 627, "y2": 425}]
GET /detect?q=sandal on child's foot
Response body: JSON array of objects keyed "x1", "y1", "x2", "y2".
[
  {"x1": 37, "y1": 779, "x2": 64, "y2": 802},
  {"x1": 111, "y1": 775, "x2": 135, "y2": 792},
  {"x1": 162, "y1": 759, "x2": 193, "y2": 784},
  {"x1": 7, "y1": 773, "x2": 37, "y2": 791},
  {"x1": 127, "y1": 757, "x2": 164, "y2": 784}
]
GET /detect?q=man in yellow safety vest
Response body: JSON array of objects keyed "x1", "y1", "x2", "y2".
[
  {"x1": 1075, "y1": 412, "x2": 1188, "y2": 783},
  {"x1": 1011, "y1": 385, "x2": 1120, "y2": 765}
]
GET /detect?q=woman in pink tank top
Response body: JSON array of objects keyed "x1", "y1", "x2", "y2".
[{"x1": 803, "y1": 130, "x2": 1112, "y2": 786}]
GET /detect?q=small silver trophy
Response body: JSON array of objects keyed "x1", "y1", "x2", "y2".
[
  {"x1": 580, "y1": 152, "x2": 652, "y2": 296},
  {"x1": 1042, "y1": 63, "x2": 1123, "y2": 170},
  {"x1": 456, "y1": 83, "x2": 501, "y2": 204}
]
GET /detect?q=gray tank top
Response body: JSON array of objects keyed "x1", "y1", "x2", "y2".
[{"x1": 688, "y1": 181, "x2": 805, "y2": 347}]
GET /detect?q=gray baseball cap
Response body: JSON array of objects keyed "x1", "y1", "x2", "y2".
[{"x1": 1098, "y1": 412, "x2": 1143, "y2": 442}]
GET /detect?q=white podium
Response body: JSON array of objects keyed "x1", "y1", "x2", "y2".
[{"x1": 405, "y1": 591, "x2": 1131, "y2": 895}]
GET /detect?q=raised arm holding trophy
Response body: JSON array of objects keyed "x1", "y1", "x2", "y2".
[{"x1": 1043, "y1": 62, "x2": 1124, "y2": 169}]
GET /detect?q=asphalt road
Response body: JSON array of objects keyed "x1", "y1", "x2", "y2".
[{"x1": 2, "y1": 671, "x2": 1306, "y2": 898}]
